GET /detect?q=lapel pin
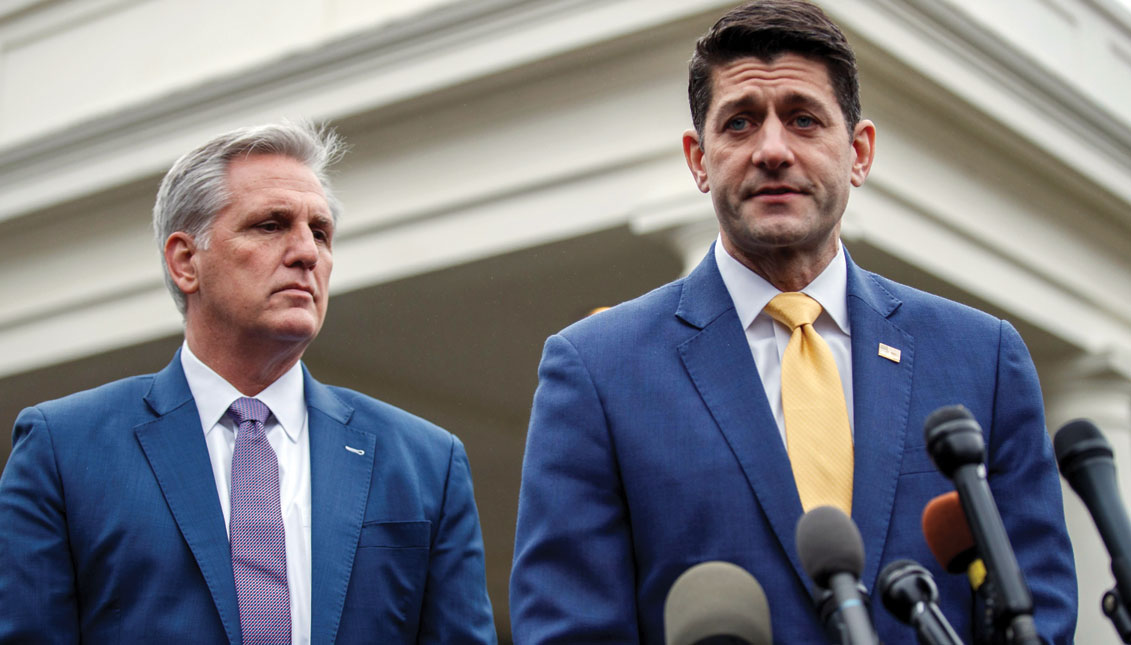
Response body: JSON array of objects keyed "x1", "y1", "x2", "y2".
[
  {"x1": 878, "y1": 343, "x2": 901, "y2": 363},
  {"x1": 345, "y1": 445, "x2": 365, "y2": 456}
]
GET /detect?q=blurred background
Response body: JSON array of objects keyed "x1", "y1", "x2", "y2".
[{"x1": 1, "y1": 0, "x2": 1130, "y2": 641}]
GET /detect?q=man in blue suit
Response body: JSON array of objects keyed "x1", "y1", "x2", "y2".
[
  {"x1": 510, "y1": 1, "x2": 1075, "y2": 643},
  {"x1": 0, "y1": 122, "x2": 496, "y2": 643}
]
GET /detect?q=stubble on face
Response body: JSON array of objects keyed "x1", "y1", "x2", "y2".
[{"x1": 683, "y1": 54, "x2": 874, "y2": 290}]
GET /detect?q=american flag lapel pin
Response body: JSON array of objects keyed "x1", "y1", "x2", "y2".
[{"x1": 878, "y1": 343, "x2": 901, "y2": 363}]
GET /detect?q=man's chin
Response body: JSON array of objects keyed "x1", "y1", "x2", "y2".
[
  {"x1": 262, "y1": 311, "x2": 324, "y2": 345},
  {"x1": 731, "y1": 224, "x2": 813, "y2": 249},
  {"x1": 739, "y1": 201, "x2": 807, "y2": 220}
]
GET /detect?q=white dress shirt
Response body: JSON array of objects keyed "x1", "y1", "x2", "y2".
[
  {"x1": 713, "y1": 237, "x2": 855, "y2": 445},
  {"x1": 180, "y1": 342, "x2": 312, "y2": 645}
]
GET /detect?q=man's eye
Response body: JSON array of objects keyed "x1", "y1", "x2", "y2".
[
  {"x1": 795, "y1": 115, "x2": 816, "y2": 128},
  {"x1": 259, "y1": 221, "x2": 281, "y2": 232},
  {"x1": 313, "y1": 229, "x2": 330, "y2": 243},
  {"x1": 726, "y1": 117, "x2": 749, "y2": 131}
]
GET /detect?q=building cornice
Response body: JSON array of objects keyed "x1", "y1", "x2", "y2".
[{"x1": 0, "y1": 0, "x2": 731, "y2": 223}]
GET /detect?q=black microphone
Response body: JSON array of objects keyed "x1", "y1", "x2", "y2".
[
  {"x1": 663, "y1": 561, "x2": 772, "y2": 644},
  {"x1": 924, "y1": 405, "x2": 1040, "y2": 645},
  {"x1": 796, "y1": 506, "x2": 878, "y2": 645},
  {"x1": 1055, "y1": 419, "x2": 1131, "y2": 627},
  {"x1": 879, "y1": 559, "x2": 963, "y2": 645}
]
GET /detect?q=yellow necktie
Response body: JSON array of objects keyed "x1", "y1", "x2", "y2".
[{"x1": 764, "y1": 292, "x2": 853, "y2": 515}]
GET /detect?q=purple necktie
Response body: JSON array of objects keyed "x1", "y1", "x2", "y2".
[{"x1": 228, "y1": 397, "x2": 291, "y2": 644}]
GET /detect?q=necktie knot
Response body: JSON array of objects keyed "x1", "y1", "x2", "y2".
[
  {"x1": 228, "y1": 397, "x2": 271, "y2": 430},
  {"x1": 765, "y1": 292, "x2": 823, "y2": 330}
]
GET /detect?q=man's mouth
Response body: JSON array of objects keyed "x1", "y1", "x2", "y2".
[
  {"x1": 752, "y1": 184, "x2": 802, "y2": 197},
  {"x1": 276, "y1": 284, "x2": 315, "y2": 298}
]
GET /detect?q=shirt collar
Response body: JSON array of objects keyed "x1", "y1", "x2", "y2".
[
  {"x1": 180, "y1": 341, "x2": 305, "y2": 443},
  {"x1": 714, "y1": 235, "x2": 850, "y2": 335}
]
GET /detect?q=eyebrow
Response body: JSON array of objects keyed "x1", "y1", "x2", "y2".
[
  {"x1": 259, "y1": 201, "x2": 334, "y2": 224},
  {"x1": 779, "y1": 91, "x2": 831, "y2": 115},
  {"x1": 713, "y1": 90, "x2": 831, "y2": 122},
  {"x1": 713, "y1": 95, "x2": 759, "y2": 121},
  {"x1": 310, "y1": 213, "x2": 335, "y2": 231}
]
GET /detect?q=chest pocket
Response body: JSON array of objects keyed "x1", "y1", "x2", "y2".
[
  {"x1": 345, "y1": 520, "x2": 431, "y2": 616},
  {"x1": 900, "y1": 443, "x2": 940, "y2": 475},
  {"x1": 357, "y1": 519, "x2": 430, "y2": 548}
]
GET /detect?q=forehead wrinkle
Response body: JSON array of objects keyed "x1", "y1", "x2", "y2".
[
  {"x1": 708, "y1": 58, "x2": 838, "y2": 127},
  {"x1": 716, "y1": 53, "x2": 830, "y2": 80},
  {"x1": 715, "y1": 86, "x2": 826, "y2": 110},
  {"x1": 246, "y1": 187, "x2": 330, "y2": 215},
  {"x1": 710, "y1": 87, "x2": 830, "y2": 125}
]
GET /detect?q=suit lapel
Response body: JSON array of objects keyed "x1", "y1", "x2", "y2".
[
  {"x1": 134, "y1": 352, "x2": 241, "y2": 644},
  {"x1": 676, "y1": 249, "x2": 809, "y2": 583},
  {"x1": 845, "y1": 257, "x2": 915, "y2": 592},
  {"x1": 305, "y1": 371, "x2": 374, "y2": 644},
  {"x1": 676, "y1": 249, "x2": 919, "y2": 591}
]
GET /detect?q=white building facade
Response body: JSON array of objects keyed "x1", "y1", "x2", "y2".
[{"x1": 1, "y1": 0, "x2": 1130, "y2": 641}]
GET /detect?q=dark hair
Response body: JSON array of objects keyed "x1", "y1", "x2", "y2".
[{"x1": 688, "y1": 0, "x2": 860, "y2": 138}]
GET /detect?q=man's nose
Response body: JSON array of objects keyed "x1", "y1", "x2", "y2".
[
  {"x1": 286, "y1": 226, "x2": 320, "y2": 268},
  {"x1": 751, "y1": 118, "x2": 795, "y2": 169}
]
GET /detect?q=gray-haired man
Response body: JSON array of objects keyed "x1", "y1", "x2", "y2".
[{"x1": 0, "y1": 122, "x2": 496, "y2": 644}]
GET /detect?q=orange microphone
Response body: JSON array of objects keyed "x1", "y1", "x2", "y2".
[
  {"x1": 923, "y1": 491, "x2": 994, "y2": 643},
  {"x1": 922, "y1": 491, "x2": 986, "y2": 590}
]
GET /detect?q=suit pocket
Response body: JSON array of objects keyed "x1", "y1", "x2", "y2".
[
  {"x1": 345, "y1": 520, "x2": 431, "y2": 620},
  {"x1": 900, "y1": 443, "x2": 939, "y2": 474},
  {"x1": 357, "y1": 520, "x2": 430, "y2": 548}
]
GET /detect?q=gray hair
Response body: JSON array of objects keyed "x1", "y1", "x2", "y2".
[{"x1": 153, "y1": 120, "x2": 346, "y2": 314}]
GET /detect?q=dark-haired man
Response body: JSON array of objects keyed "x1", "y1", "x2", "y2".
[
  {"x1": 0, "y1": 122, "x2": 496, "y2": 644},
  {"x1": 510, "y1": 1, "x2": 1075, "y2": 642}
]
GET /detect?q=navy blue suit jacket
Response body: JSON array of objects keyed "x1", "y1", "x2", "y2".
[
  {"x1": 511, "y1": 248, "x2": 1076, "y2": 644},
  {"x1": 0, "y1": 352, "x2": 496, "y2": 644}
]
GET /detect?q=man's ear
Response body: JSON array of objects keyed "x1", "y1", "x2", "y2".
[
  {"x1": 164, "y1": 232, "x2": 200, "y2": 295},
  {"x1": 850, "y1": 119, "x2": 876, "y2": 187},
  {"x1": 682, "y1": 129, "x2": 710, "y2": 193}
]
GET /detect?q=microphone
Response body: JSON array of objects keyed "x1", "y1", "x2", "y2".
[
  {"x1": 1055, "y1": 419, "x2": 1131, "y2": 639},
  {"x1": 663, "y1": 561, "x2": 772, "y2": 645},
  {"x1": 924, "y1": 405, "x2": 1039, "y2": 645},
  {"x1": 796, "y1": 506, "x2": 878, "y2": 645},
  {"x1": 922, "y1": 491, "x2": 996, "y2": 644},
  {"x1": 923, "y1": 492, "x2": 984, "y2": 585},
  {"x1": 879, "y1": 559, "x2": 963, "y2": 645}
]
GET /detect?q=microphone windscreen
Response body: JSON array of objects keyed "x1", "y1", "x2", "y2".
[
  {"x1": 922, "y1": 491, "x2": 976, "y2": 574},
  {"x1": 796, "y1": 506, "x2": 865, "y2": 588},
  {"x1": 878, "y1": 559, "x2": 937, "y2": 624},
  {"x1": 1054, "y1": 419, "x2": 1112, "y2": 471},
  {"x1": 924, "y1": 405, "x2": 973, "y2": 434},
  {"x1": 664, "y1": 561, "x2": 772, "y2": 645},
  {"x1": 923, "y1": 404, "x2": 984, "y2": 476}
]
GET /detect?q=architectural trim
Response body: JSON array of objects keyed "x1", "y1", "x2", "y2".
[
  {"x1": 826, "y1": 0, "x2": 1131, "y2": 215},
  {"x1": 0, "y1": 0, "x2": 731, "y2": 223}
]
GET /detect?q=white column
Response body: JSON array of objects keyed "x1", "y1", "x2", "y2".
[
  {"x1": 666, "y1": 218, "x2": 721, "y2": 277},
  {"x1": 1044, "y1": 353, "x2": 1131, "y2": 645},
  {"x1": 629, "y1": 196, "x2": 718, "y2": 276}
]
